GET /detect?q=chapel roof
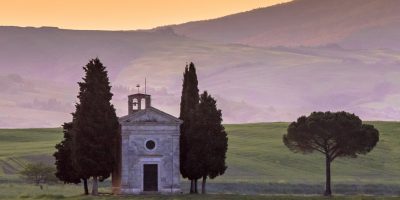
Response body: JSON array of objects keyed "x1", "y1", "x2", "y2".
[{"x1": 119, "y1": 106, "x2": 182, "y2": 125}]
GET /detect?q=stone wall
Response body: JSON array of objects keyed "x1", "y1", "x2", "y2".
[{"x1": 120, "y1": 123, "x2": 180, "y2": 194}]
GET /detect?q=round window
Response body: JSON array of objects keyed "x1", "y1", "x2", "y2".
[{"x1": 145, "y1": 140, "x2": 156, "y2": 150}]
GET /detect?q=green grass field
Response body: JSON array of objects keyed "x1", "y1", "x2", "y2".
[{"x1": 0, "y1": 122, "x2": 399, "y2": 199}]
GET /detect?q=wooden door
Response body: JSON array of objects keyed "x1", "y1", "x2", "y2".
[{"x1": 143, "y1": 164, "x2": 158, "y2": 191}]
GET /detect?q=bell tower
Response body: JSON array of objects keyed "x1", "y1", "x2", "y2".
[{"x1": 128, "y1": 93, "x2": 151, "y2": 114}]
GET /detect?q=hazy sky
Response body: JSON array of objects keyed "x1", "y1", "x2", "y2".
[{"x1": 0, "y1": 0, "x2": 291, "y2": 30}]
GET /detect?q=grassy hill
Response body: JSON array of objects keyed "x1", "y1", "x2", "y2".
[
  {"x1": 0, "y1": 128, "x2": 61, "y2": 177},
  {"x1": 0, "y1": 122, "x2": 399, "y2": 198},
  {"x1": 225, "y1": 122, "x2": 400, "y2": 184}
]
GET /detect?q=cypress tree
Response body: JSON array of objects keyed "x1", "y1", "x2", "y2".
[
  {"x1": 179, "y1": 62, "x2": 200, "y2": 193},
  {"x1": 72, "y1": 58, "x2": 120, "y2": 195},
  {"x1": 54, "y1": 122, "x2": 87, "y2": 193},
  {"x1": 193, "y1": 91, "x2": 228, "y2": 194},
  {"x1": 179, "y1": 66, "x2": 189, "y2": 179},
  {"x1": 186, "y1": 106, "x2": 206, "y2": 193}
]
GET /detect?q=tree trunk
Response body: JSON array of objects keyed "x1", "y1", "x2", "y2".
[
  {"x1": 194, "y1": 179, "x2": 198, "y2": 193},
  {"x1": 201, "y1": 176, "x2": 207, "y2": 194},
  {"x1": 324, "y1": 154, "x2": 332, "y2": 196},
  {"x1": 83, "y1": 178, "x2": 89, "y2": 195},
  {"x1": 92, "y1": 176, "x2": 98, "y2": 196},
  {"x1": 190, "y1": 179, "x2": 194, "y2": 194}
]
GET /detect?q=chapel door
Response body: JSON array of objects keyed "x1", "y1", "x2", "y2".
[{"x1": 143, "y1": 164, "x2": 158, "y2": 191}]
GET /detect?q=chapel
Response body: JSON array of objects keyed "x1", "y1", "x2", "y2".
[{"x1": 112, "y1": 93, "x2": 182, "y2": 194}]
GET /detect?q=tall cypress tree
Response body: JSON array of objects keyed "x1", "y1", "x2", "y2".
[
  {"x1": 72, "y1": 58, "x2": 120, "y2": 195},
  {"x1": 179, "y1": 62, "x2": 200, "y2": 193},
  {"x1": 193, "y1": 91, "x2": 228, "y2": 194},
  {"x1": 54, "y1": 122, "x2": 87, "y2": 193},
  {"x1": 179, "y1": 65, "x2": 189, "y2": 179}
]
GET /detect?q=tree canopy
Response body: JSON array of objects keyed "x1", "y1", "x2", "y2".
[
  {"x1": 192, "y1": 91, "x2": 228, "y2": 193},
  {"x1": 179, "y1": 62, "x2": 200, "y2": 193},
  {"x1": 71, "y1": 58, "x2": 120, "y2": 195},
  {"x1": 283, "y1": 111, "x2": 379, "y2": 196},
  {"x1": 19, "y1": 162, "x2": 57, "y2": 188},
  {"x1": 54, "y1": 122, "x2": 81, "y2": 184},
  {"x1": 179, "y1": 63, "x2": 228, "y2": 194}
]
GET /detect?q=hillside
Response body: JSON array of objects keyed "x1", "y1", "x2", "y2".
[
  {"x1": 170, "y1": 0, "x2": 400, "y2": 49},
  {"x1": 1, "y1": 122, "x2": 399, "y2": 195},
  {"x1": 1, "y1": 26, "x2": 400, "y2": 128}
]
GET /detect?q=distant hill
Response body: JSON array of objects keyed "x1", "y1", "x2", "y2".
[
  {"x1": 0, "y1": 26, "x2": 182, "y2": 81},
  {"x1": 1, "y1": 1, "x2": 400, "y2": 128},
  {"x1": 170, "y1": 0, "x2": 400, "y2": 49},
  {"x1": 1, "y1": 26, "x2": 400, "y2": 128}
]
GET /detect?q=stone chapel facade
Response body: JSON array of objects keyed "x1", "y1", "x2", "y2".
[{"x1": 112, "y1": 93, "x2": 182, "y2": 194}]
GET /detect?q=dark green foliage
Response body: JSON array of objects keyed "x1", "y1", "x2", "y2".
[
  {"x1": 194, "y1": 92, "x2": 228, "y2": 178},
  {"x1": 179, "y1": 63, "x2": 199, "y2": 182},
  {"x1": 179, "y1": 66, "x2": 189, "y2": 179},
  {"x1": 283, "y1": 111, "x2": 379, "y2": 159},
  {"x1": 193, "y1": 91, "x2": 228, "y2": 193},
  {"x1": 53, "y1": 122, "x2": 81, "y2": 184},
  {"x1": 71, "y1": 58, "x2": 120, "y2": 193},
  {"x1": 283, "y1": 111, "x2": 379, "y2": 196},
  {"x1": 179, "y1": 63, "x2": 228, "y2": 193}
]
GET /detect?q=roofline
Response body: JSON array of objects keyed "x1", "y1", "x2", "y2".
[
  {"x1": 128, "y1": 93, "x2": 151, "y2": 97},
  {"x1": 118, "y1": 106, "x2": 183, "y2": 124}
]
